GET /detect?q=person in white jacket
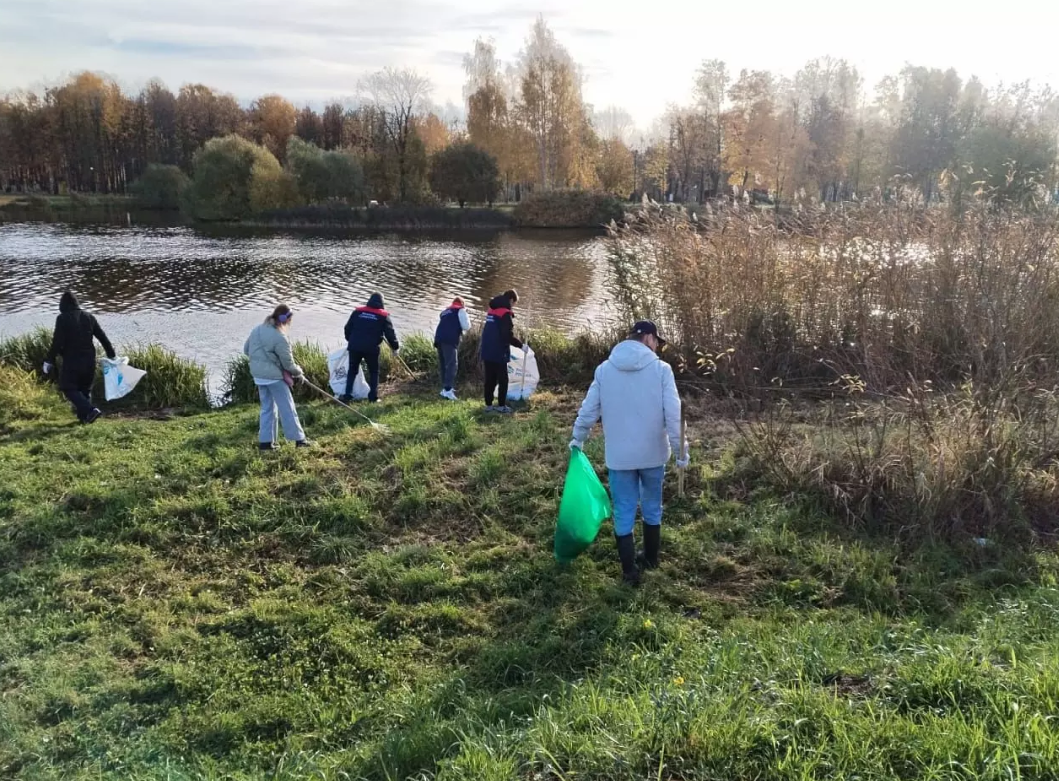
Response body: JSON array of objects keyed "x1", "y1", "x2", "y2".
[{"x1": 570, "y1": 321, "x2": 687, "y2": 585}]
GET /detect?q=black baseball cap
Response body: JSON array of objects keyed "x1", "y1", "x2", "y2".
[{"x1": 629, "y1": 320, "x2": 667, "y2": 347}]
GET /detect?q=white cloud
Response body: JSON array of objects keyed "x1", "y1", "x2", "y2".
[{"x1": 1, "y1": 0, "x2": 1057, "y2": 124}]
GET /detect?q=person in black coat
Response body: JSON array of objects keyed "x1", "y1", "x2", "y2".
[
  {"x1": 43, "y1": 291, "x2": 116, "y2": 423},
  {"x1": 342, "y1": 292, "x2": 399, "y2": 403},
  {"x1": 479, "y1": 289, "x2": 523, "y2": 413}
]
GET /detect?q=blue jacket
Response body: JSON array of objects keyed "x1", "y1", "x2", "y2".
[
  {"x1": 345, "y1": 305, "x2": 399, "y2": 354},
  {"x1": 434, "y1": 305, "x2": 468, "y2": 346},
  {"x1": 480, "y1": 294, "x2": 523, "y2": 363}
]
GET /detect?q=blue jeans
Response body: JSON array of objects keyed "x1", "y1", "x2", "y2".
[
  {"x1": 608, "y1": 466, "x2": 665, "y2": 536},
  {"x1": 258, "y1": 381, "x2": 306, "y2": 443}
]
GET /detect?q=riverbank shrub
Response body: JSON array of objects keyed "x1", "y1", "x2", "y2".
[
  {"x1": 131, "y1": 164, "x2": 189, "y2": 210},
  {"x1": 286, "y1": 137, "x2": 365, "y2": 204},
  {"x1": 0, "y1": 327, "x2": 52, "y2": 375},
  {"x1": 96, "y1": 345, "x2": 210, "y2": 409},
  {"x1": 222, "y1": 341, "x2": 337, "y2": 405},
  {"x1": 0, "y1": 333, "x2": 209, "y2": 410},
  {"x1": 184, "y1": 135, "x2": 283, "y2": 221},
  {"x1": 514, "y1": 190, "x2": 626, "y2": 228}
]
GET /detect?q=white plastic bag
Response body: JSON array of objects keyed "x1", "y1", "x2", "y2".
[
  {"x1": 102, "y1": 357, "x2": 147, "y2": 401},
  {"x1": 328, "y1": 348, "x2": 370, "y2": 399},
  {"x1": 507, "y1": 346, "x2": 540, "y2": 401}
]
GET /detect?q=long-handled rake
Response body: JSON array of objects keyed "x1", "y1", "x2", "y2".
[
  {"x1": 301, "y1": 378, "x2": 391, "y2": 435},
  {"x1": 392, "y1": 351, "x2": 419, "y2": 381},
  {"x1": 677, "y1": 416, "x2": 688, "y2": 498}
]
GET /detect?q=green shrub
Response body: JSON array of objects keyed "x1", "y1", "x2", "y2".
[
  {"x1": 222, "y1": 341, "x2": 330, "y2": 405},
  {"x1": 429, "y1": 142, "x2": 500, "y2": 207},
  {"x1": 286, "y1": 138, "x2": 365, "y2": 204},
  {"x1": 184, "y1": 135, "x2": 283, "y2": 221},
  {"x1": 93, "y1": 345, "x2": 209, "y2": 410},
  {"x1": 0, "y1": 327, "x2": 53, "y2": 375},
  {"x1": 398, "y1": 334, "x2": 437, "y2": 377},
  {"x1": 132, "y1": 164, "x2": 190, "y2": 210},
  {"x1": 514, "y1": 191, "x2": 626, "y2": 228}
]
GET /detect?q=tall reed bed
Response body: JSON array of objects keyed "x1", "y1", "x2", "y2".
[
  {"x1": 607, "y1": 199, "x2": 1059, "y2": 392},
  {"x1": 611, "y1": 199, "x2": 1059, "y2": 541}
]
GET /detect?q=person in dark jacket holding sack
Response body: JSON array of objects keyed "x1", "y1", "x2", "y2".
[
  {"x1": 43, "y1": 291, "x2": 116, "y2": 424},
  {"x1": 341, "y1": 292, "x2": 399, "y2": 403},
  {"x1": 480, "y1": 289, "x2": 523, "y2": 413},
  {"x1": 434, "y1": 297, "x2": 471, "y2": 400}
]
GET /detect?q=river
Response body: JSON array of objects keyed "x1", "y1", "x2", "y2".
[{"x1": 0, "y1": 221, "x2": 612, "y2": 391}]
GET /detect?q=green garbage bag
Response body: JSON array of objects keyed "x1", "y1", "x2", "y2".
[{"x1": 554, "y1": 448, "x2": 612, "y2": 563}]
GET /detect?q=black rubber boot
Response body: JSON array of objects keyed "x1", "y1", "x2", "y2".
[
  {"x1": 638, "y1": 523, "x2": 661, "y2": 570},
  {"x1": 616, "y1": 534, "x2": 640, "y2": 587}
]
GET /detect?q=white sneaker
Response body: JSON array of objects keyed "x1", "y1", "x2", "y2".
[{"x1": 440, "y1": 389, "x2": 458, "y2": 401}]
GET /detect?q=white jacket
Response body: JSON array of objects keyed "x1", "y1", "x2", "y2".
[{"x1": 572, "y1": 340, "x2": 683, "y2": 471}]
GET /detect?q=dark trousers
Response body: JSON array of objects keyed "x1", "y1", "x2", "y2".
[
  {"x1": 436, "y1": 343, "x2": 458, "y2": 391},
  {"x1": 59, "y1": 357, "x2": 97, "y2": 421},
  {"x1": 483, "y1": 361, "x2": 508, "y2": 407},
  {"x1": 346, "y1": 348, "x2": 380, "y2": 401}
]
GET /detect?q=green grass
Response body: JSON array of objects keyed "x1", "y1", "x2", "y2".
[
  {"x1": 3, "y1": 373, "x2": 1059, "y2": 779},
  {"x1": 0, "y1": 333, "x2": 210, "y2": 411}
]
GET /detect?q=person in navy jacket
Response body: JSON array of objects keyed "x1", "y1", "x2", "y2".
[
  {"x1": 479, "y1": 289, "x2": 523, "y2": 413},
  {"x1": 434, "y1": 297, "x2": 471, "y2": 400},
  {"x1": 341, "y1": 292, "x2": 399, "y2": 403}
]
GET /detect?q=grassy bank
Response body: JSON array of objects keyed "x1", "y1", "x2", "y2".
[
  {"x1": 0, "y1": 193, "x2": 135, "y2": 212},
  {"x1": 3, "y1": 371, "x2": 1059, "y2": 779},
  {"x1": 0, "y1": 329, "x2": 210, "y2": 414}
]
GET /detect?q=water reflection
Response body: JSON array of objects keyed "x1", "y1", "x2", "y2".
[{"x1": 0, "y1": 222, "x2": 609, "y2": 388}]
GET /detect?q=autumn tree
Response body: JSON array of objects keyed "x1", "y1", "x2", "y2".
[
  {"x1": 176, "y1": 85, "x2": 245, "y2": 171},
  {"x1": 694, "y1": 59, "x2": 729, "y2": 198},
  {"x1": 596, "y1": 138, "x2": 635, "y2": 196},
  {"x1": 295, "y1": 105, "x2": 324, "y2": 146},
  {"x1": 724, "y1": 70, "x2": 777, "y2": 197},
  {"x1": 515, "y1": 16, "x2": 592, "y2": 190},
  {"x1": 416, "y1": 112, "x2": 451, "y2": 157},
  {"x1": 359, "y1": 67, "x2": 433, "y2": 203},
  {"x1": 250, "y1": 94, "x2": 297, "y2": 161}
]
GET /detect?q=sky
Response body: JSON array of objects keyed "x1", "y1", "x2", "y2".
[{"x1": 2, "y1": 0, "x2": 1058, "y2": 128}]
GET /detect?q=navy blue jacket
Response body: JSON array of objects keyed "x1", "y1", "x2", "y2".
[
  {"x1": 345, "y1": 306, "x2": 399, "y2": 354},
  {"x1": 480, "y1": 294, "x2": 523, "y2": 363},
  {"x1": 434, "y1": 305, "x2": 465, "y2": 346}
]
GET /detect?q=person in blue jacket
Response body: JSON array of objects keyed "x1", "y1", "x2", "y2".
[
  {"x1": 479, "y1": 289, "x2": 523, "y2": 413},
  {"x1": 434, "y1": 297, "x2": 471, "y2": 400},
  {"x1": 341, "y1": 292, "x2": 399, "y2": 403}
]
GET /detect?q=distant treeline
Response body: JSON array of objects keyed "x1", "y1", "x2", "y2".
[{"x1": 3, "y1": 15, "x2": 1059, "y2": 209}]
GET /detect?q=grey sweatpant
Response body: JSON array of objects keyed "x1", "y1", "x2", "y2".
[
  {"x1": 258, "y1": 381, "x2": 306, "y2": 443},
  {"x1": 436, "y1": 343, "x2": 458, "y2": 391}
]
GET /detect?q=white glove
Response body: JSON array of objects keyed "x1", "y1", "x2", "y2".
[
  {"x1": 42, "y1": 362, "x2": 52, "y2": 375},
  {"x1": 393, "y1": 347, "x2": 400, "y2": 355},
  {"x1": 676, "y1": 447, "x2": 690, "y2": 469},
  {"x1": 569, "y1": 438, "x2": 584, "y2": 451}
]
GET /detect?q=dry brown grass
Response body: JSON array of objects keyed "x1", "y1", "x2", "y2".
[{"x1": 607, "y1": 199, "x2": 1059, "y2": 394}]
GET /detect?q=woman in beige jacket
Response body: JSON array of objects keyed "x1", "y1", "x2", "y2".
[{"x1": 243, "y1": 304, "x2": 310, "y2": 450}]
